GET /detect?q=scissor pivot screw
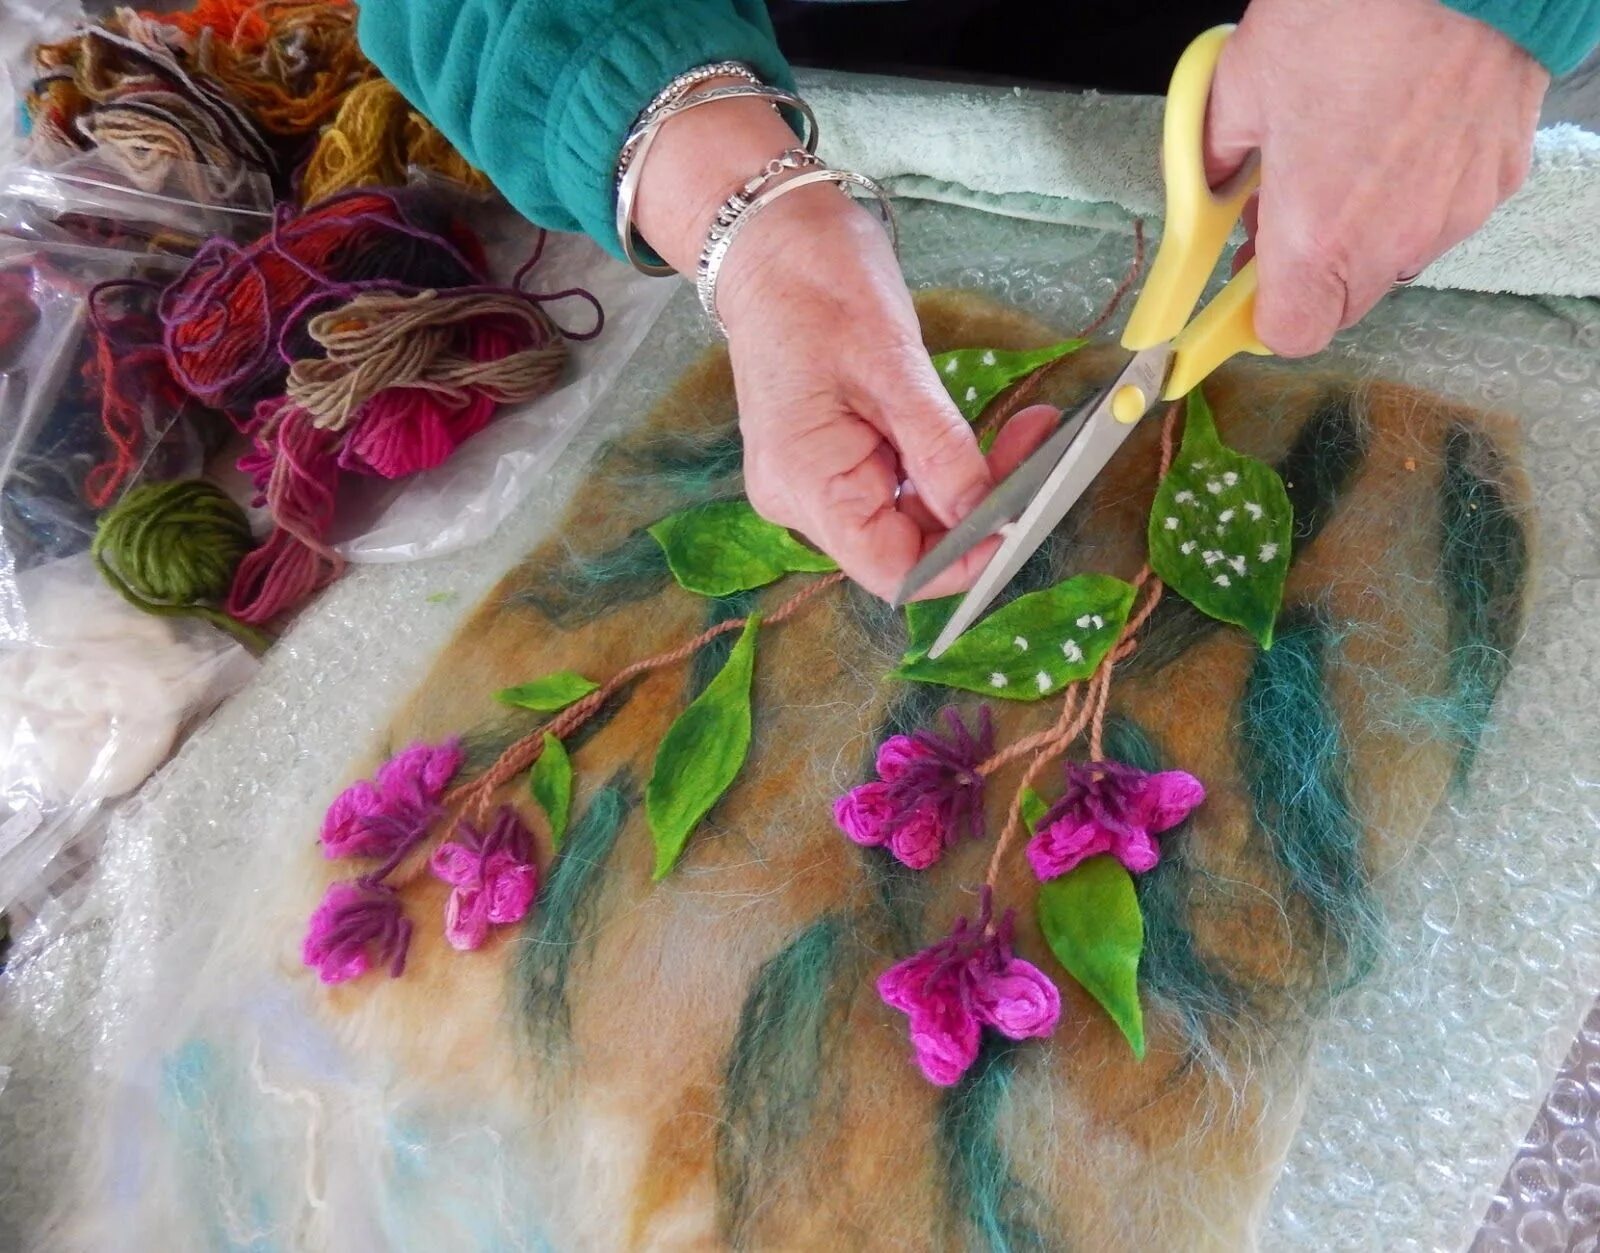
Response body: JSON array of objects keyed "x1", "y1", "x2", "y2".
[{"x1": 1111, "y1": 384, "x2": 1146, "y2": 424}]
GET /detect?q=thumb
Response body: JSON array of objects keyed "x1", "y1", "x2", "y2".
[
  {"x1": 1203, "y1": 40, "x2": 1263, "y2": 189},
  {"x1": 870, "y1": 353, "x2": 994, "y2": 528}
]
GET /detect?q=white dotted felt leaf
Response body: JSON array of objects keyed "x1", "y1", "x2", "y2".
[
  {"x1": 891, "y1": 574, "x2": 1135, "y2": 701},
  {"x1": 1148, "y1": 388, "x2": 1292, "y2": 648},
  {"x1": 649, "y1": 499, "x2": 836, "y2": 598},
  {"x1": 931, "y1": 340, "x2": 1086, "y2": 424}
]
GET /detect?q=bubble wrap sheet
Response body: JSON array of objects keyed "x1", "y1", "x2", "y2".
[{"x1": 1, "y1": 206, "x2": 1597, "y2": 1251}]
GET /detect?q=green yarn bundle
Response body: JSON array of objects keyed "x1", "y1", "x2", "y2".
[{"x1": 91, "y1": 480, "x2": 271, "y2": 652}]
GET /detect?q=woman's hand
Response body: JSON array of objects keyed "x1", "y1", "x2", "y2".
[
  {"x1": 1209, "y1": 0, "x2": 1548, "y2": 355},
  {"x1": 717, "y1": 186, "x2": 1059, "y2": 601},
  {"x1": 632, "y1": 87, "x2": 1051, "y2": 601}
]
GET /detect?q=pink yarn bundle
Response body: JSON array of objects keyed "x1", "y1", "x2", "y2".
[
  {"x1": 222, "y1": 283, "x2": 596, "y2": 625},
  {"x1": 336, "y1": 315, "x2": 521, "y2": 479}
]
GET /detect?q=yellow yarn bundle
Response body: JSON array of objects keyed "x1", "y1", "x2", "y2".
[{"x1": 300, "y1": 80, "x2": 491, "y2": 206}]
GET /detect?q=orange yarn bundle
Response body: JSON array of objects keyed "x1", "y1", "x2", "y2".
[{"x1": 179, "y1": 0, "x2": 376, "y2": 137}]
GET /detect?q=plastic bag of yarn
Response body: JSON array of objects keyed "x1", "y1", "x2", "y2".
[
  {"x1": 0, "y1": 142, "x2": 275, "y2": 254},
  {"x1": 0, "y1": 550, "x2": 256, "y2": 913},
  {"x1": 330, "y1": 216, "x2": 679, "y2": 563},
  {"x1": 0, "y1": 239, "x2": 221, "y2": 635},
  {"x1": 22, "y1": 16, "x2": 282, "y2": 210}
]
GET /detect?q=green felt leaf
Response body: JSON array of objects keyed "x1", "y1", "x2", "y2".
[
  {"x1": 1148, "y1": 387, "x2": 1293, "y2": 648},
  {"x1": 647, "y1": 615, "x2": 760, "y2": 880},
  {"x1": 648, "y1": 499, "x2": 836, "y2": 597},
  {"x1": 902, "y1": 595, "x2": 960, "y2": 662},
  {"x1": 496, "y1": 671, "x2": 598, "y2": 713},
  {"x1": 932, "y1": 340, "x2": 1087, "y2": 423},
  {"x1": 892, "y1": 573, "x2": 1135, "y2": 700},
  {"x1": 1037, "y1": 856, "x2": 1146, "y2": 1059},
  {"x1": 530, "y1": 734, "x2": 573, "y2": 852},
  {"x1": 1019, "y1": 786, "x2": 1049, "y2": 834}
]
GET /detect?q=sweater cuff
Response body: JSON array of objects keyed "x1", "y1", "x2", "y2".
[
  {"x1": 1443, "y1": 0, "x2": 1600, "y2": 75},
  {"x1": 502, "y1": 1, "x2": 794, "y2": 259}
]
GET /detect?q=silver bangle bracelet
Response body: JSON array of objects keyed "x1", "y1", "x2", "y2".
[
  {"x1": 614, "y1": 84, "x2": 820, "y2": 277},
  {"x1": 696, "y1": 168, "x2": 897, "y2": 337},
  {"x1": 614, "y1": 61, "x2": 761, "y2": 189}
]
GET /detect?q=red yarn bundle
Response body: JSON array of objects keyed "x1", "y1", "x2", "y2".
[
  {"x1": 84, "y1": 301, "x2": 205, "y2": 507},
  {"x1": 158, "y1": 190, "x2": 484, "y2": 416},
  {"x1": 0, "y1": 270, "x2": 41, "y2": 370}
]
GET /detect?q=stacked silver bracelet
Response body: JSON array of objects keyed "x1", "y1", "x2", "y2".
[
  {"x1": 696, "y1": 168, "x2": 896, "y2": 337},
  {"x1": 614, "y1": 73, "x2": 816, "y2": 276},
  {"x1": 612, "y1": 61, "x2": 897, "y2": 337}
]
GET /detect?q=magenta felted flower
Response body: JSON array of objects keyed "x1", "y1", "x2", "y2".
[
  {"x1": 319, "y1": 738, "x2": 464, "y2": 860},
  {"x1": 832, "y1": 707, "x2": 994, "y2": 870},
  {"x1": 1027, "y1": 759, "x2": 1204, "y2": 881},
  {"x1": 878, "y1": 888, "x2": 1061, "y2": 1086},
  {"x1": 302, "y1": 879, "x2": 412, "y2": 984},
  {"x1": 429, "y1": 806, "x2": 539, "y2": 951}
]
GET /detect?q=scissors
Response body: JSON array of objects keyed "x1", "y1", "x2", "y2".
[{"x1": 895, "y1": 25, "x2": 1270, "y2": 659}]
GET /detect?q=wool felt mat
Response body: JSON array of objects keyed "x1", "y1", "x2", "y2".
[
  {"x1": 798, "y1": 67, "x2": 1600, "y2": 300},
  {"x1": 1, "y1": 209, "x2": 1595, "y2": 1253},
  {"x1": 19, "y1": 279, "x2": 1541, "y2": 1250}
]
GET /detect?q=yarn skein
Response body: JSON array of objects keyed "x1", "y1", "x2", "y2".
[
  {"x1": 158, "y1": 190, "x2": 484, "y2": 415},
  {"x1": 285, "y1": 288, "x2": 567, "y2": 432},
  {"x1": 30, "y1": 22, "x2": 278, "y2": 203},
  {"x1": 224, "y1": 280, "x2": 584, "y2": 625},
  {"x1": 92, "y1": 479, "x2": 270, "y2": 652},
  {"x1": 299, "y1": 79, "x2": 489, "y2": 207},
  {"x1": 183, "y1": 1, "x2": 376, "y2": 138}
]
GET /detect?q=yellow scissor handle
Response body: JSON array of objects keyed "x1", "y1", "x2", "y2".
[{"x1": 1120, "y1": 25, "x2": 1272, "y2": 399}]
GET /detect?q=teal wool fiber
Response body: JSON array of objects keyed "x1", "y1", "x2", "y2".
[
  {"x1": 1436, "y1": 422, "x2": 1530, "y2": 783},
  {"x1": 717, "y1": 914, "x2": 850, "y2": 1244},
  {"x1": 517, "y1": 773, "x2": 636, "y2": 1046},
  {"x1": 936, "y1": 1041, "x2": 1054, "y2": 1253},
  {"x1": 610, "y1": 428, "x2": 744, "y2": 500},
  {"x1": 1239, "y1": 608, "x2": 1382, "y2": 989},
  {"x1": 508, "y1": 530, "x2": 671, "y2": 627}
]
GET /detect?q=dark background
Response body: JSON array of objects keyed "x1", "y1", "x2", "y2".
[{"x1": 767, "y1": 1, "x2": 1248, "y2": 93}]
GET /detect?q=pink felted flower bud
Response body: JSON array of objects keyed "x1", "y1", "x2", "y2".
[
  {"x1": 302, "y1": 879, "x2": 412, "y2": 984},
  {"x1": 831, "y1": 707, "x2": 994, "y2": 871},
  {"x1": 877, "y1": 889, "x2": 1061, "y2": 1087},
  {"x1": 833, "y1": 781, "x2": 896, "y2": 847},
  {"x1": 1027, "y1": 760, "x2": 1204, "y2": 881},
  {"x1": 429, "y1": 806, "x2": 539, "y2": 952},
  {"x1": 319, "y1": 738, "x2": 464, "y2": 861}
]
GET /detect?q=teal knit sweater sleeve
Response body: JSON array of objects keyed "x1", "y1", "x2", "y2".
[
  {"x1": 1445, "y1": 0, "x2": 1600, "y2": 73},
  {"x1": 358, "y1": 0, "x2": 1599, "y2": 258},
  {"x1": 355, "y1": 0, "x2": 793, "y2": 257}
]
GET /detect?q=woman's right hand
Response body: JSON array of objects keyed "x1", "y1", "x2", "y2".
[{"x1": 631, "y1": 88, "x2": 1050, "y2": 601}]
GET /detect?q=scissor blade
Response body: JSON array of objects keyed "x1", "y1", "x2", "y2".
[
  {"x1": 925, "y1": 344, "x2": 1172, "y2": 659},
  {"x1": 893, "y1": 400, "x2": 1099, "y2": 607}
]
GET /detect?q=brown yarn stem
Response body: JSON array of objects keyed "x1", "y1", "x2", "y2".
[
  {"x1": 977, "y1": 219, "x2": 1149, "y2": 446},
  {"x1": 1077, "y1": 219, "x2": 1146, "y2": 343},
  {"x1": 976, "y1": 397, "x2": 1178, "y2": 888},
  {"x1": 448, "y1": 571, "x2": 847, "y2": 822}
]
